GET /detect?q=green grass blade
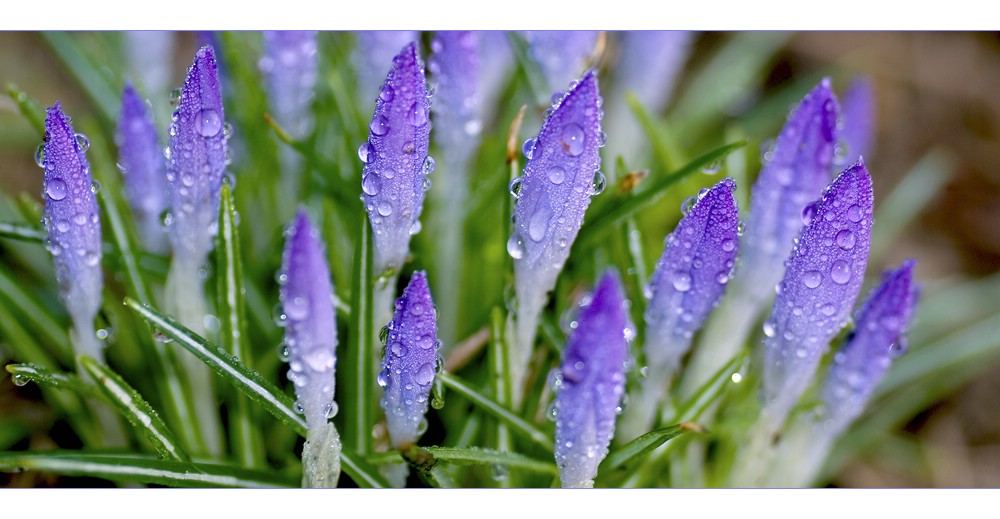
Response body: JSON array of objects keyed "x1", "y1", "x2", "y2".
[
  {"x1": 438, "y1": 372, "x2": 552, "y2": 452},
  {"x1": 344, "y1": 210, "x2": 375, "y2": 455},
  {"x1": 0, "y1": 451, "x2": 295, "y2": 488},
  {"x1": 424, "y1": 446, "x2": 557, "y2": 475},
  {"x1": 0, "y1": 221, "x2": 45, "y2": 243},
  {"x1": 626, "y1": 93, "x2": 683, "y2": 172},
  {"x1": 577, "y1": 141, "x2": 745, "y2": 249},
  {"x1": 6, "y1": 82, "x2": 46, "y2": 135},
  {"x1": 5, "y1": 363, "x2": 99, "y2": 399},
  {"x1": 673, "y1": 352, "x2": 748, "y2": 424},
  {"x1": 79, "y1": 356, "x2": 190, "y2": 463},
  {"x1": 599, "y1": 424, "x2": 688, "y2": 477},
  {"x1": 0, "y1": 265, "x2": 72, "y2": 364},
  {"x1": 215, "y1": 184, "x2": 265, "y2": 468}
]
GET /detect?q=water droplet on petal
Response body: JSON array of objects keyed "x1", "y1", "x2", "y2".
[
  {"x1": 560, "y1": 123, "x2": 585, "y2": 156},
  {"x1": 390, "y1": 342, "x2": 408, "y2": 357},
  {"x1": 835, "y1": 229, "x2": 856, "y2": 250},
  {"x1": 74, "y1": 133, "x2": 90, "y2": 152},
  {"x1": 528, "y1": 207, "x2": 550, "y2": 242},
  {"x1": 369, "y1": 114, "x2": 389, "y2": 136},
  {"x1": 408, "y1": 102, "x2": 428, "y2": 126},
  {"x1": 46, "y1": 178, "x2": 68, "y2": 201},
  {"x1": 285, "y1": 296, "x2": 309, "y2": 321},
  {"x1": 820, "y1": 303, "x2": 837, "y2": 316},
  {"x1": 415, "y1": 363, "x2": 435, "y2": 385},
  {"x1": 847, "y1": 204, "x2": 863, "y2": 223},
  {"x1": 830, "y1": 260, "x2": 852, "y2": 285},
  {"x1": 195, "y1": 109, "x2": 222, "y2": 137},
  {"x1": 379, "y1": 85, "x2": 394, "y2": 102},
  {"x1": 803, "y1": 270, "x2": 822, "y2": 289},
  {"x1": 506, "y1": 233, "x2": 525, "y2": 259},
  {"x1": 672, "y1": 271, "x2": 692, "y2": 292},
  {"x1": 377, "y1": 201, "x2": 393, "y2": 216},
  {"x1": 802, "y1": 202, "x2": 819, "y2": 226},
  {"x1": 763, "y1": 320, "x2": 776, "y2": 337},
  {"x1": 361, "y1": 174, "x2": 381, "y2": 196},
  {"x1": 34, "y1": 144, "x2": 45, "y2": 167},
  {"x1": 548, "y1": 165, "x2": 566, "y2": 184},
  {"x1": 721, "y1": 238, "x2": 736, "y2": 252},
  {"x1": 377, "y1": 368, "x2": 390, "y2": 388},
  {"x1": 508, "y1": 177, "x2": 522, "y2": 199},
  {"x1": 522, "y1": 138, "x2": 536, "y2": 159},
  {"x1": 358, "y1": 142, "x2": 374, "y2": 163},
  {"x1": 590, "y1": 171, "x2": 606, "y2": 195}
]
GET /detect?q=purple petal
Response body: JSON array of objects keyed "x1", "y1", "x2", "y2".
[
  {"x1": 736, "y1": 79, "x2": 839, "y2": 307},
  {"x1": 354, "y1": 31, "x2": 418, "y2": 108},
  {"x1": 165, "y1": 45, "x2": 229, "y2": 269},
  {"x1": 261, "y1": 31, "x2": 318, "y2": 140},
  {"x1": 281, "y1": 210, "x2": 338, "y2": 430},
  {"x1": 41, "y1": 103, "x2": 103, "y2": 329},
  {"x1": 644, "y1": 178, "x2": 740, "y2": 371},
  {"x1": 614, "y1": 31, "x2": 694, "y2": 114},
  {"x1": 839, "y1": 76, "x2": 875, "y2": 164},
  {"x1": 821, "y1": 260, "x2": 918, "y2": 436},
  {"x1": 762, "y1": 160, "x2": 874, "y2": 421},
  {"x1": 429, "y1": 31, "x2": 482, "y2": 151},
  {"x1": 554, "y1": 272, "x2": 628, "y2": 488},
  {"x1": 523, "y1": 31, "x2": 598, "y2": 92},
  {"x1": 510, "y1": 70, "x2": 604, "y2": 399},
  {"x1": 379, "y1": 271, "x2": 440, "y2": 448},
  {"x1": 117, "y1": 82, "x2": 170, "y2": 254},
  {"x1": 359, "y1": 41, "x2": 432, "y2": 274}
]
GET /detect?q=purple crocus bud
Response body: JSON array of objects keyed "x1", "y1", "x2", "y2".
[
  {"x1": 360, "y1": 41, "x2": 432, "y2": 276},
  {"x1": 839, "y1": 76, "x2": 875, "y2": 164},
  {"x1": 738, "y1": 79, "x2": 840, "y2": 308},
  {"x1": 509, "y1": 70, "x2": 604, "y2": 405},
  {"x1": 553, "y1": 272, "x2": 628, "y2": 488},
  {"x1": 522, "y1": 31, "x2": 598, "y2": 93},
  {"x1": 614, "y1": 31, "x2": 693, "y2": 114},
  {"x1": 117, "y1": 82, "x2": 170, "y2": 254},
  {"x1": 165, "y1": 45, "x2": 228, "y2": 272},
  {"x1": 378, "y1": 271, "x2": 440, "y2": 448},
  {"x1": 762, "y1": 160, "x2": 874, "y2": 424},
  {"x1": 354, "y1": 31, "x2": 418, "y2": 108},
  {"x1": 124, "y1": 31, "x2": 175, "y2": 121},
  {"x1": 260, "y1": 31, "x2": 318, "y2": 140},
  {"x1": 41, "y1": 103, "x2": 103, "y2": 361},
  {"x1": 281, "y1": 210, "x2": 338, "y2": 431},
  {"x1": 429, "y1": 31, "x2": 482, "y2": 150},
  {"x1": 821, "y1": 260, "x2": 918, "y2": 437}
]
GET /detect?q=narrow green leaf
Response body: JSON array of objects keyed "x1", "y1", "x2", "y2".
[
  {"x1": 0, "y1": 451, "x2": 295, "y2": 488},
  {"x1": 5, "y1": 363, "x2": 99, "y2": 399},
  {"x1": 577, "y1": 141, "x2": 745, "y2": 248},
  {"x1": 0, "y1": 265, "x2": 72, "y2": 364},
  {"x1": 489, "y1": 306, "x2": 513, "y2": 487},
  {"x1": 438, "y1": 372, "x2": 552, "y2": 452},
  {"x1": 424, "y1": 446, "x2": 558, "y2": 475},
  {"x1": 123, "y1": 298, "x2": 389, "y2": 487},
  {"x1": 626, "y1": 93, "x2": 680, "y2": 172},
  {"x1": 344, "y1": 210, "x2": 375, "y2": 455},
  {"x1": 78, "y1": 356, "x2": 190, "y2": 463},
  {"x1": 6, "y1": 82, "x2": 46, "y2": 135},
  {"x1": 215, "y1": 184, "x2": 265, "y2": 468},
  {"x1": 506, "y1": 32, "x2": 551, "y2": 107},
  {"x1": 0, "y1": 221, "x2": 45, "y2": 243},
  {"x1": 599, "y1": 424, "x2": 688, "y2": 477},
  {"x1": 673, "y1": 352, "x2": 748, "y2": 424}
]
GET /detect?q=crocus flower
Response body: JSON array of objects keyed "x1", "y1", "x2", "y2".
[
  {"x1": 124, "y1": 31, "x2": 175, "y2": 122},
  {"x1": 165, "y1": 45, "x2": 228, "y2": 274},
  {"x1": 553, "y1": 272, "x2": 628, "y2": 488},
  {"x1": 41, "y1": 103, "x2": 104, "y2": 362},
  {"x1": 360, "y1": 41, "x2": 432, "y2": 277},
  {"x1": 839, "y1": 76, "x2": 875, "y2": 164},
  {"x1": 684, "y1": 79, "x2": 840, "y2": 396},
  {"x1": 378, "y1": 271, "x2": 440, "y2": 449},
  {"x1": 509, "y1": 70, "x2": 604, "y2": 406},
  {"x1": 354, "y1": 31, "x2": 418, "y2": 109},
  {"x1": 762, "y1": 160, "x2": 873, "y2": 425},
  {"x1": 117, "y1": 82, "x2": 170, "y2": 254},
  {"x1": 260, "y1": 31, "x2": 318, "y2": 140},
  {"x1": 619, "y1": 178, "x2": 740, "y2": 440},
  {"x1": 820, "y1": 260, "x2": 918, "y2": 437},
  {"x1": 522, "y1": 31, "x2": 598, "y2": 94}
]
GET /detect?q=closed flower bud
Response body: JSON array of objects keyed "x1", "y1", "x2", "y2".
[{"x1": 117, "y1": 82, "x2": 170, "y2": 254}]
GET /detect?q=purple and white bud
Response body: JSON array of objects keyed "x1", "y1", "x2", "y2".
[
  {"x1": 354, "y1": 31, "x2": 418, "y2": 109},
  {"x1": 261, "y1": 31, "x2": 318, "y2": 140},
  {"x1": 117, "y1": 82, "x2": 170, "y2": 254}
]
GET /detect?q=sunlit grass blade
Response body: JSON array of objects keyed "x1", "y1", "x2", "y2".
[
  {"x1": 0, "y1": 221, "x2": 45, "y2": 243},
  {"x1": 0, "y1": 451, "x2": 296, "y2": 488},
  {"x1": 598, "y1": 424, "x2": 690, "y2": 478},
  {"x1": 6, "y1": 82, "x2": 45, "y2": 135},
  {"x1": 0, "y1": 265, "x2": 72, "y2": 364},
  {"x1": 215, "y1": 184, "x2": 265, "y2": 468},
  {"x1": 437, "y1": 372, "x2": 552, "y2": 452},
  {"x1": 343, "y1": 210, "x2": 375, "y2": 455},
  {"x1": 78, "y1": 355, "x2": 190, "y2": 462},
  {"x1": 424, "y1": 446, "x2": 557, "y2": 475},
  {"x1": 5, "y1": 363, "x2": 99, "y2": 399},
  {"x1": 40, "y1": 32, "x2": 120, "y2": 122},
  {"x1": 673, "y1": 352, "x2": 748, "y2": 424},
  {"x1": 123, "y1": 297, "x2": 390, "y2": 487},
  {"x1": 577, "y1": 141, "x2": 745, "y2": 249}
]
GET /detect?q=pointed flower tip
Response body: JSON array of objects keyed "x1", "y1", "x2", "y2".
[
  {"x1": 822, "y1": 260, "x2": 919, "y2": 434},
  {"x1": 360, "y1": 40, "x2": 432, "y2": 274},
  {"x1": 762, "y1": 162, "x2": 874, "y2": 418},
  {"x1": 280, "y1": 210, "x2": 338, "y2": 429},
  {"x1": 40, "y1": 103, "x2": 102, "y2": 323},
  {"x1": 380, "y1": 270, "x2": 441, "y2": 448},
  {"x1": 554, "y1": 271, "x2": 628, "y2": 488},
  {"x1": 644, "y1": 178, "x2": 740, "y2": 364},
  {"x1": 117, "y1": 83, "x2": 169, "y2": 253}
]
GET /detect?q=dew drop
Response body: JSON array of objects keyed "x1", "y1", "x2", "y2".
[
  {"x1": 417, "y1": 335, "x2": 434, "y2": 350},
  {"x1": 847, "y1": 204, "x2": 863, "y2": 223},
  {"x1": 590, "y1": 171, "x2": 606, "y2": 195},
  {"x1": 361, "y1": 174, "x2": 381, "y2": 196},
  {"x1": 324, "y1": 402, "x2": 338, "y2": 419},
  {"x1": 795, "y1": 348, "x2": 808, "y2": 359},
  {"x1": 423, "y1": 155, "x2": 436, "y2": 175},
  {"x1": 294, "y1": 400, "x2": 305, "y2": 414},
  {"x1": 721, "y1": 238, "x2": 736, "y2": 252},
  {"x1": 74, "y1": 133, "x2": 90, "y2": 152},
  {"x1": 408, "y1": 102, "x2": 428, "y2": 126},
  {"x1": 415, "y1": 363, "x2": 435, "y2": 385},
  {"x1": 701, "y1": 160, "x2": 721, "y2": 175},
  {"x1": 801, "y1": 202, "x2": 819, "y2": 226},
  {"x1": 34, "y1": 144, "x2": 45, "y2": 167},
  {"x1": 820, "y1": 303, "x2": 837, "y2": 317},
  {"x1": 285, "y1": 296, "x2": 309, "y2": 321},
  {"x1": 830, "y1": 260, "x2": 851, "y2": 285},
  {"x1": 369, "y1": 114, "x2": 389, "y2": 136},
  {"x1": 763, "y1": 320, "x2": 776, "y2": 337},
  {"x1": 508, "y1": 177, "x2": 523, "y2": 199},
  {"x1": 390, "y1": 342, "x2": 408, "y2": 357},
  {"x1": 195, "y1": 109, "x2": 222, "y2": 137},
  {"x1": 560, "y1": 123, "x2": 585, "y2": 156},
  {"x1": 835, "y1": 229, "x2": 856, "y2": 250},
  {"x1": 46, "y1": 178, "x2": 68, "y2": 201},
  {"x1": 377, "y1": 368, "x2": 390, "y2": 388},
  {"x1": 409, "y1": 220, "x2": 422, "y2": 236},
  {"x1": 377, "y1": 201, "x2": 393, "y2": 217},
  {"x1": 802, "y1": 270, "x2": 822, "y2": 289},
  {"x1": 716, "y1": 271, "x2": 730, "y2": 284},
  {"x1": 671, "y1": 271, "x2": 692, "y2": 292},
  {"x1": 277, "y1": 341, "x2": 290, "y2": 362},
  {"x1": 379, "y1": 85, "x2": 394, "y2": 102},
  {"x1": 680, "y1": 196, "x2": 697, "y2": 215},
  {"x1": 547, "y1": 165, "x2": 566, "y2": 185},
  {"x1": 506, "y1": 233, "x2": 526, "y2": 259},
  {"x1": 521, "y1": 138, "x2": 536, "y2": 159},
  {"x1": 527, "y1": 207, "x2": 550, "y2": 242},
  {"x1": 12, "y1": 374, "x2": 28, "y2": 387},
  {"x1": 273, "y1": 304, "x2": 288, "y2": 327},
  {"x1": 357, "y1": 141, "x2": 374, "y2": 164}
]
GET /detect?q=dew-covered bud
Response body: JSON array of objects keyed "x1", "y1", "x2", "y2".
[
  {"x1": 762, "y1": 160, "x2": 874, "y2": 423},
  {"x1": 379, "y1": 271, "x2": 440, "y2": 448},
  {"x1": 261, "y1": 31, "x2": 318, "y2": 140},
  {"x1": 509, "y1": 70, "x2": 604, "y2": 405},
  {"x1": 117, "y1": 82, "x2": 170, "y2": 254},
  {"x1": 280, "y1": 210, "x2": 338, "y2": 431},
  {"x1": 522, "y1": 31, "x2": 598, "y2": 93},
  {"x1": 41, "y1": 102, "x2": 103, "y2": 360},
  {"x1": 359, "y1": 41, "x2": 432, "y2": 276},
  {"x1": 553, "y1": 272, "x2": 628, "y2": 488},
  {"x1": 821, "y1": 260, "x2": 918, "y2": 437},
  {"x1": 165, "y1": 45, "x2": 229, "y2": 270},
  {"x1": 429, "y1": 31, "x2": 482, "y2": 150}
]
